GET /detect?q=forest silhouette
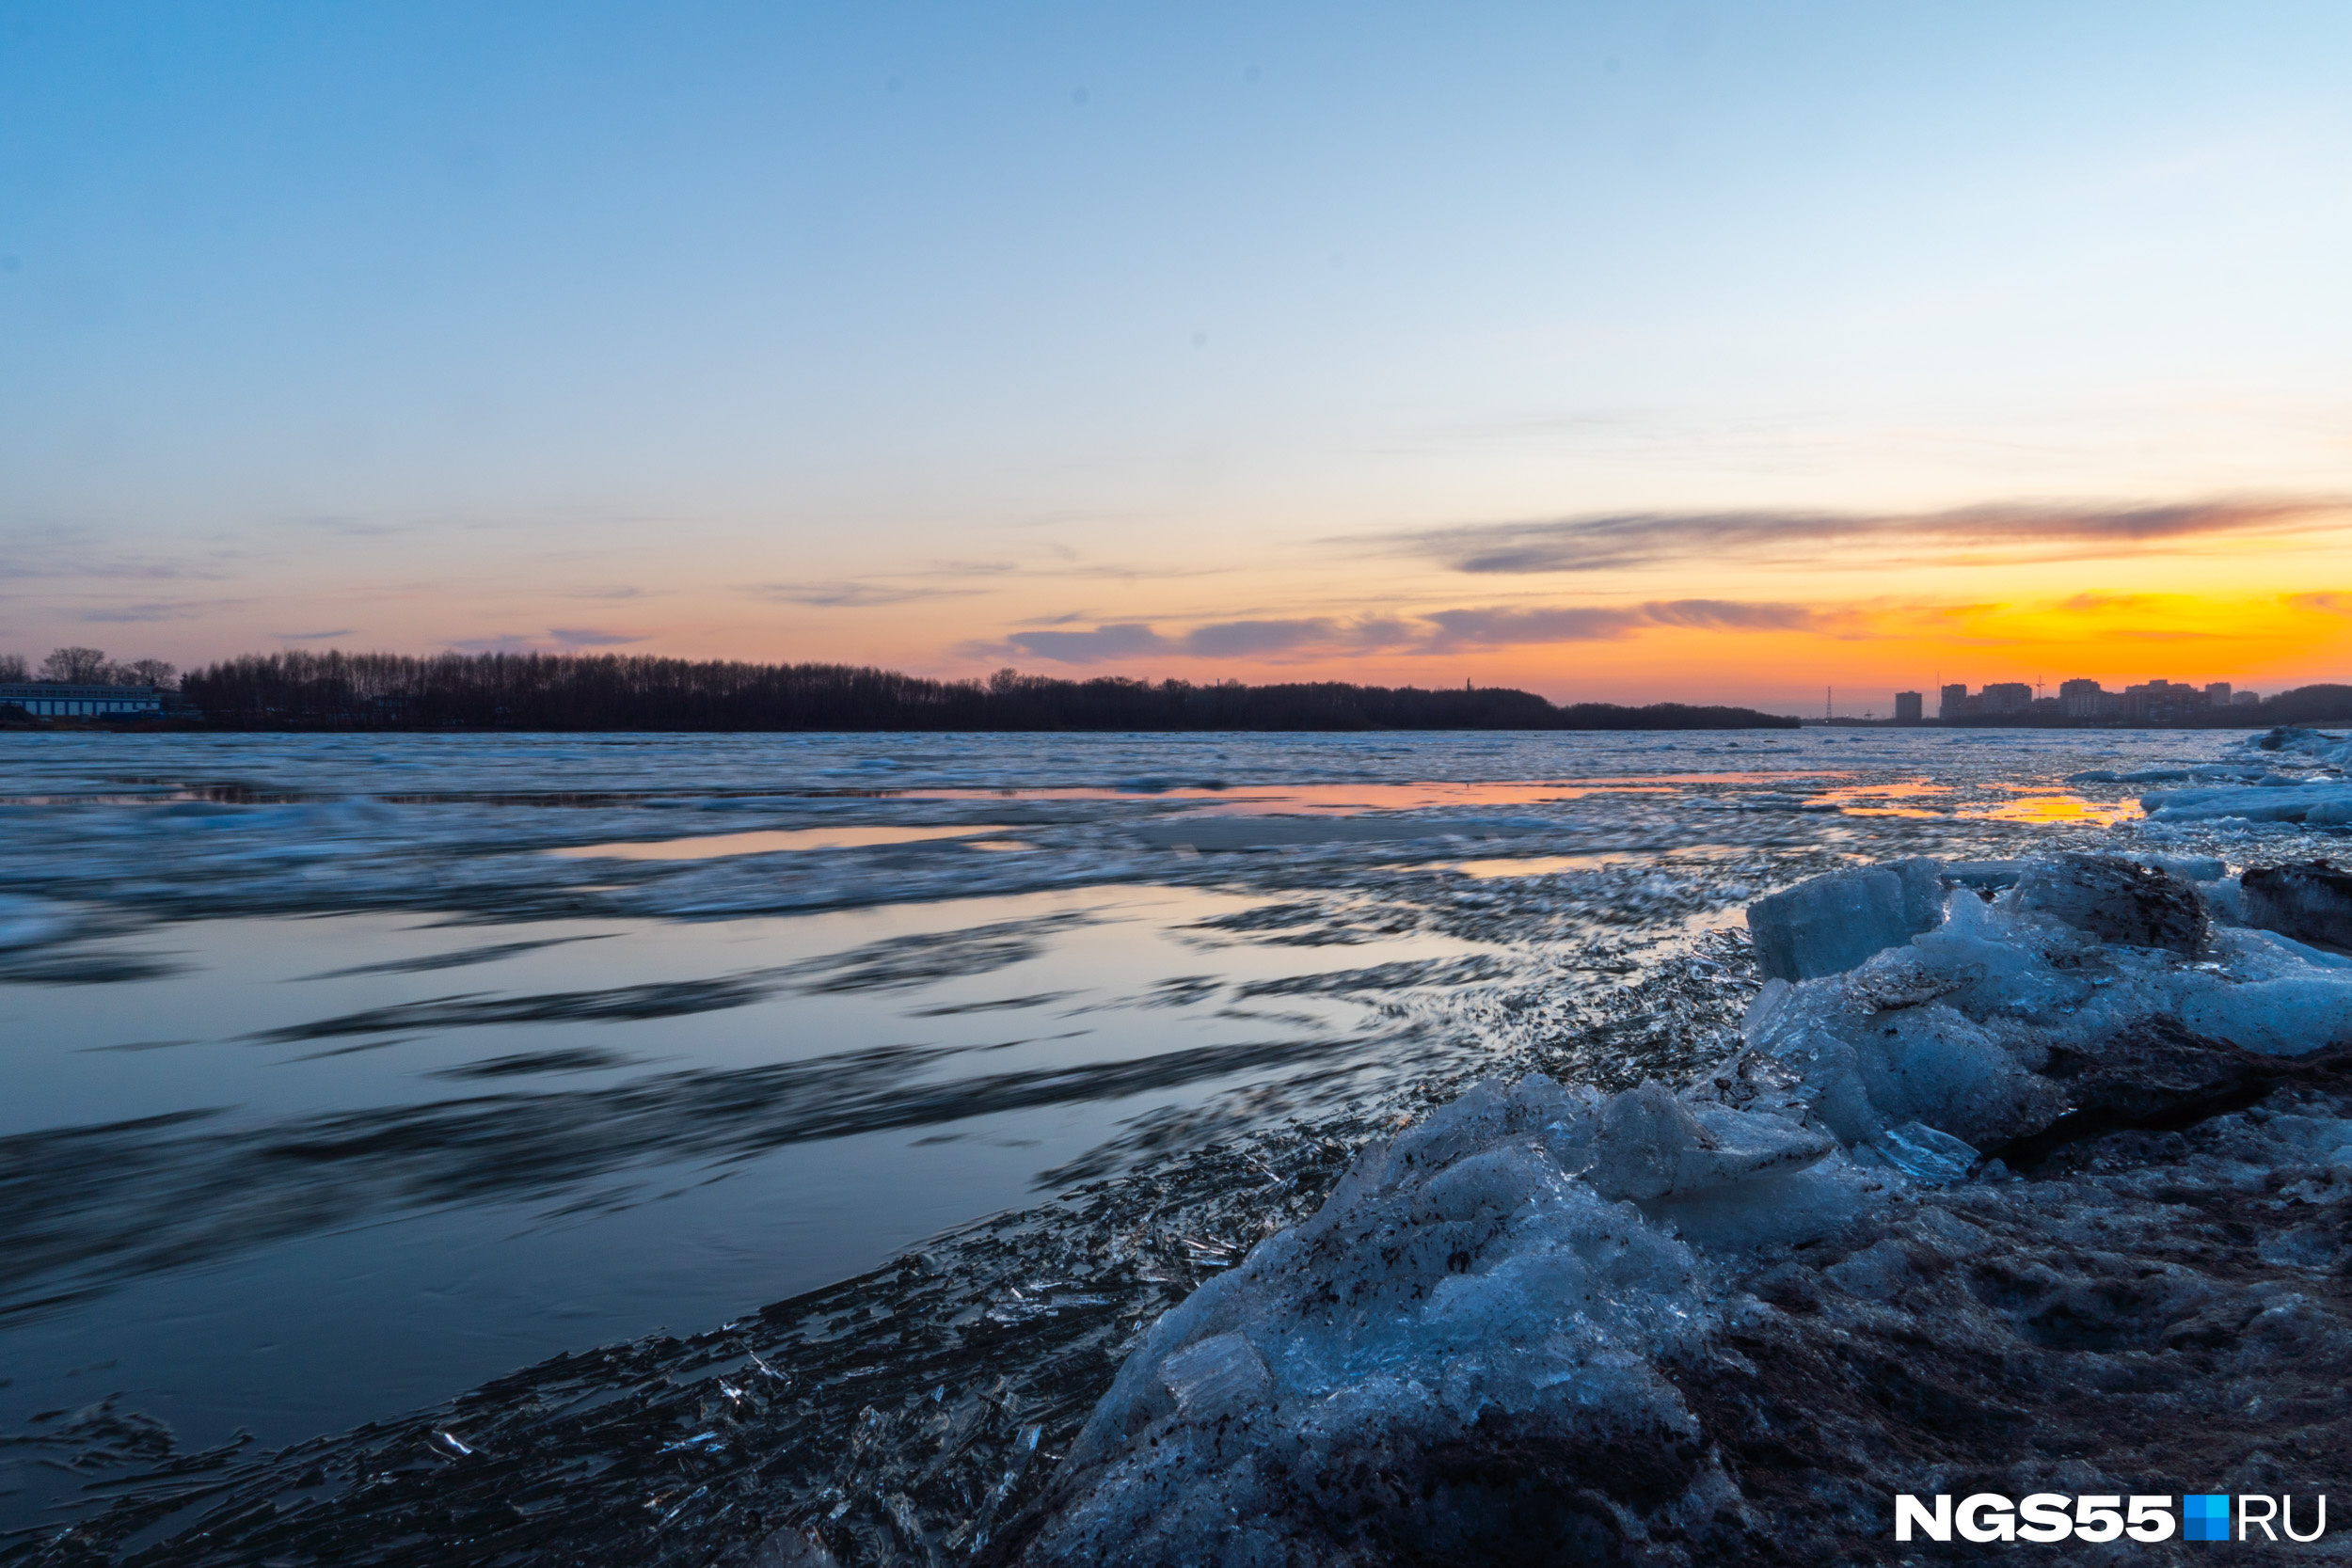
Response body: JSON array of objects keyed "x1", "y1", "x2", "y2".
[{"x1": 178, "y1": 651, "x2": 1803, "y2": 731}]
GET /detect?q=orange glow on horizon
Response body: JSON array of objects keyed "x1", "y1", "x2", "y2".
[{"x1": 34, "y1": 501, "x2": 2352, "y2": 713}]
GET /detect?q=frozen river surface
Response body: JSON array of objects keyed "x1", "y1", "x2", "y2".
[{"x1": 0, "y1": 726, "x2": 2326, "y2": 1539}]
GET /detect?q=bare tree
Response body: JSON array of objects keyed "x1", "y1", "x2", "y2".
[
  {"x1": 120, "y1": 657, "x2": 179, "y2": 689},
  {"x1": 40, "y1": 647, "x2": 109, "y2": 683},
  {"x1": 0, "y1": 655, "x2": 26, "y2": 683}
]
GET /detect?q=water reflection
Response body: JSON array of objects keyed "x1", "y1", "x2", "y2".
[
  {"x1": 1970, "y1": 792, "x2": 2140, "y2": 825},
  {"x1": 551, "y1": 824, "x2": 1024, "y2": 860},
  {"x1": 0, "y1": 887, "x2": 1496, "y2": 1481},
  {"x1": 1811, "y1": 778, "x2": 1953, "y2": 816},
  {"x1": 892, "y1": 774, "x2": 1839, "y2": 814},
  {"x1": 1443, "y1": 854, "x2": 1621, "y2": 879}
]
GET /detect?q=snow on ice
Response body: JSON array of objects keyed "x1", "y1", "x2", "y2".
[{"x1": 994, "y1": 853, "x2": 2352, "y2": 1566}]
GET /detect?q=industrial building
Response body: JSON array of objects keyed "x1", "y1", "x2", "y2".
[{"x1": 0, "y1": 683, "x2": 165, "y2": 719}]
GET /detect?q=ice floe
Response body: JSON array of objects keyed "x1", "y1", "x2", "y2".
[{"x1": 2133, "y1": 727, "x2": 2352, "y2": 826}]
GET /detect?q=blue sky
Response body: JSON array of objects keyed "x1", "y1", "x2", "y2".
[{"x1": 4, "y1": 1, "x2": 2348, "y2": 705}]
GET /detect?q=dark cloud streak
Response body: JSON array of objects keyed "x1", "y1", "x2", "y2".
[
  {"x1": 1177, "y1": 619, "x2": 1334, "y2": 657},
  {"x1": 1383, "y1": 498, "x2": 2347, "y2": 575},
  {"x1": 78, "y1": 599, "x2": 224, "y2": 623},
  {"x1": 985, "y1": 599, "x2": 1835, "y2": 664},
  {"x1": 548, "y1": 627, "x2": 645, "y2": 647}
]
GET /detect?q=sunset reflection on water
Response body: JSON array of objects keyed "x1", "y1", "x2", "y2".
[{"x1": 1971, "y1": 792, "x2": 2140, "y2": 826}]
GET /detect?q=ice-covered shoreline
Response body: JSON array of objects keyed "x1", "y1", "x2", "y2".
[
  {"x1": 9, "y1": 728, "x2": 2352, "y2": 1566},
  {"x1": 992, "y1": 850, "x2": 2352, "y2": 1565}
]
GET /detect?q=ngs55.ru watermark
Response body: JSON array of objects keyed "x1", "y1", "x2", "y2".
[{"x1": 1897, "y1": 1493, "x2": 2328, "y2": 1544}]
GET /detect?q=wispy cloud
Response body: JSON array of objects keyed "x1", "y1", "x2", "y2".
[
  {"x1": 448, "y1": 628, "x2": 646, "y2": 653},
  {"x1": 747, "y1": 581, "x2": 989, "y2": 608},
  {"x1": 273, "y1": 628, "x2": 356, "y2": 641},
  {"x1": 982, "y1": 598, "x2": 1840, "y2": 664},
  {"x1": 1376, "y1": 497, "x2": 2350, "y2": 575},
  {"x1": 2286, "y1": 591, "x2": 2352, "y2": 615},
  {"x1": 1414, "y1": 606, "x2": 1648, "y2": 647},
  {"x1": 570, "y1": 586, "x2": 661, "y2": 602},
  {"x1": 297, "y1": 515, "x2": 411, "y2": 538},
  {"x1": 548, "y1": 626, "x2": 645, "y2": 647},
  {"x1": 1177, "y1": 618, "x2": 1336, "y2": 657},
  {"x1": 1633, "y1": 599, "x2": 1823, "y2": 631},
  {"x1": 1000, "y1": 623, "x2": 1170, "y2": 662},
  {"x1": 1420, "y1": 599, "x2": 1831, "y2": 649},
  {"x1": 0, "y1": 531, "x2": 233, "y2": 583},
  {"x1": 78, "y1": 599, "x2": 220, "y2": 623},
  {"x1": 439, "y1": 625, "x2": 644, "y2": 648},
  {"x1": 746, "y1": 553, "x2": 1216, "y2": 611}
]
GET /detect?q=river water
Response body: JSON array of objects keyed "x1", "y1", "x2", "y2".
[{"x1": 0, "y1": 726, "x2": 2286, "y2": 1537}]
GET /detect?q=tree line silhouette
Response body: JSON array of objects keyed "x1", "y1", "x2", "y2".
[
  {"x1": 0, "y1": 647, "x2": 178, "y2": 687},
  {"x1": 2263, "y1": 685, "x2": 2352, "y2": 724},
  {"x1": 177, "y1": 650, "x2": 1803, "y2": 731},
  {"x1": 17, "y1": 645, "x2": 2341, "y2": 730}
]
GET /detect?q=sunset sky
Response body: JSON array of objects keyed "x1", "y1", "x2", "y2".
[{"x1": 4, "y1": 1, "x2": 2348, "y2": 711}]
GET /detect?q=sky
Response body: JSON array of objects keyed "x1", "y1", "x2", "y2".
[{"x1": 3, "y1": 1, "x2": 2349, "y2": 712}]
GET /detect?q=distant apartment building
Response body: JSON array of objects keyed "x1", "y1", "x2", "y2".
[
  {"x1": 1980, "y1": 682, "x2": 2033, "y2": 715},
  {"x1": 1938, "y1": 675, "x2": 2262, "y2": 723},
  {"x1": 2123, "y1": 679, "x2": 2205, "y2": 723},
  {"x1": 1893, "y1": 690, "x2": 1923, "y2": 722},
  {"x1": 2058, "y1": 678, "x2": 2111, "y2": 719}
]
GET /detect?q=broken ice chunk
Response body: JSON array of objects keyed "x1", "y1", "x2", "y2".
[
  {"x1": 2243, "y1": 861, "x2": 2352, "y2": 953},
  {"x1": 1157, "y1": 1332, "x2": 1269, "y2": 1419},
  {"x1": 1579, "y1": 1082, "x2": 1835, "y2": 1201},
  {"x1": 1890, "y1": 856, "x2": 1947, "y2": 933},
  {"x1": 1943, "y1": 860, "x2": 2026, "y2": 893},
  {"x1": 1862, "y1": 1122, "x2": 1978, "y2": 1185},
  {"x1": 1745, "y1": 859, "x2": 1945, "y2": 981},
  {"x1": 2141, "y1": 779, "x2": 2352, "y2": 825},
  {"x1": 2136, "y1": 853, "x2": 2228, "y2": 882},
  {"x1": 2179, "y1": 978, "x2": 2352, "y2": 1057},
  {"x1": 2216, "y1": 926, "x2": 2352, "y2": 974},
  {"x1": 2012, "y1": 853, "x2": 2207, "y2": 956},
  {"x1": 1741, "y1": 939, "x2": 2071, "y2": 1151},
  {"x1": 2249, "y1": 724, "x2": 2352, "y2": 765},
  {"x1": 2201, "y1": 876, "x2": 2247, "y2": 927}
]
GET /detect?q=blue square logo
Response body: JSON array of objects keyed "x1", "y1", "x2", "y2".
[{"x1": 2184, "y1": 1494, "x2": 2230, "y2": 1542}]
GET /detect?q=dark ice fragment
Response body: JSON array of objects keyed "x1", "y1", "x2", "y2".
[
  {"x1": 2011, "y1": 852, "x2": 2207, "y2": 956},
  {"x1": 2243, "y1": 860, "x2": 2352, "y2": 953},
  {"x1": 1994, "y1": 1017, "x2": 2268, "y2": 1170}
]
